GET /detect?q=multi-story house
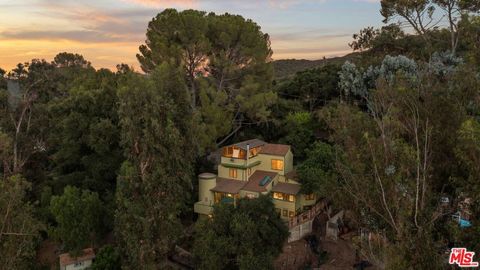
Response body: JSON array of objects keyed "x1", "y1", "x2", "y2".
[{"x1": 194, "y1": 139, "x2": 317, "y2": 220}]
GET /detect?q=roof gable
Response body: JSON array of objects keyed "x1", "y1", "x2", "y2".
[{"x1": 259, "y1": 143, "x2": 290, "y2": 156}]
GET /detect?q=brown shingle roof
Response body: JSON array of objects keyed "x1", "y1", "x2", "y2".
[
  {"x1": 272, "y1": 182, "x2": 301, "y2": 195},
  {"x1": 210, "y1": 178, "x2": 245, "y2": 194},
  {"x1": 259, "y1": 143, "x2": 290, "y2": 156},
  {"x1": 242, "y1": 170, "x2": 278, "y2": 192},
  {"x1": 59, "y1": 248, "x2": 95, "y2": 267},
  {"x1": 285, "y1": 170, "x2": 298, "y2": 181}
]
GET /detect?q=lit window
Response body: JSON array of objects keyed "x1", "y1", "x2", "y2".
[
  {"x1": 289, "y1": 211, "x2": 295, "y2": 218},
  {"x1": 273, "y1": 192, "x2": 284, "y2": 200},
  {"x1": 271, "y1": 159, "x2": 284, "y2": 170},
  {"x1": 246, "y1": 193, "x2": 256, "y2": 199},
  {"x1": 229, "y1": 168, "x2": 237, "y2": 178},
  {"x1": 250, "y1": 147, "x2": 258, "y2": 157},
  {"x1": 305, "y1": 194, "x2": 315, "y2": 200},
  {"x1": 283, "y1": 209, "x2": 288, "y2": 217},
  {"x1": 223, "y1": 146, "x2": 234, "y2": 157},
  {"x1": 288, "y1": 194, "x2": 295, "y2": 202}
]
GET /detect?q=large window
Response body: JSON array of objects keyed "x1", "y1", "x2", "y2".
[
  {"x1": 271, "y1": 159, "x2": 284, "y2": 170},
  {"x1": 223, "y1": 146, "x2": 246, "y2": 159},
  {"x1": 249, "y1": 147, "x2": 260, "y2": 157},
  {"x1": 305, "y1": 193, "x2": 315, "y2": 200},
  {"x1": 229, "y1": 168, "x2": 237, "y2": 178},
  {"x1": 273, "y1": 192, "x2": 295, "y2": 202}
]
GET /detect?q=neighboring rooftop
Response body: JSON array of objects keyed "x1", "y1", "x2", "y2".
[
  {"x1": 259, "y1": 143, "x2": 290, "y2": 156},
  {"x1": 210, "y1": 178, "x2": 245, "y2": 194},
  {"x1": 230, "y1": 139, "x2": 266, "y2": 150},
  {"x1": 272, "y1": 182, "x2": 301, "y2": 195},
  {"x1": 243, "y1": 170, "x2": 278, "y2": 193},
  {"x1": 285, "y1": 170, "x2": 298, "y2": 181},
  {"x1": 59, "y1": 248, "x2": 95, "y2": 267}
]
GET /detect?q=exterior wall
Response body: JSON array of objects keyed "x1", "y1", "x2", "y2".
[
  {"x1": 195, "y1": 173, "x2": 217, "y2": 215},
  {"x1": 297, "y1": 194, "x2": 317, "y2": 211},
  {"x1": 64, "y1": 260, "x2": 93, "y2": 270},
  {"x1": 284, "y1": 150, "x2": 294, "y2": 174},
  {"x1": 256, "y1": 154, "x2": 286, "y2": 175},
  {"x1": 218, "y1": 165, "x2": 247, "y2": 181},
  {"x1": 273, "y1": 198, "x2": 296, "y2": 220}
]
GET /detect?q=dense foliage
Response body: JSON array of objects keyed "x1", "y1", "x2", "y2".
[
  {"x1": 0, "y1": 4, "x2": 479, "y2": 269},
  {"x1": 193, "y1": 195, "x2": 289, "y2": 270}
]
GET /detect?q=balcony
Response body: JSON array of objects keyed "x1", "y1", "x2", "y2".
[{"x1": 220, "y1": 155, "x2": 261, "y2": 169}]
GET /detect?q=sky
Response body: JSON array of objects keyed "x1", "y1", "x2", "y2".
[{"x1": 0, "y1": 0, "x2": 383, "y2": 71}]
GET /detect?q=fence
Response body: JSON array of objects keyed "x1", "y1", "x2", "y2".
[{"x1": 287, "y1": 199, "x2": 328, "y2": 242}]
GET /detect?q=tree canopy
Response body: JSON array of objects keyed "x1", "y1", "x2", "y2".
[{"x1": 193, "y1": 195, "x2": 289, "y2": 270}]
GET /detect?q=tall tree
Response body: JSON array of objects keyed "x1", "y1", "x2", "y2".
[
  {"x1": 323, "y1": 54, "x2": 474, "y2": 268},
  {"x1": 380, "y1": 0, "x2": 479, "y2": 54},
  {"x1": 193, "y1": 195, "x2": 289, "y2": 270},
  {"x1": 138, "y1": 9, "x2": 210, "y2": 109},
  {"x1": 137, "y1": 9, "x2": 276, "y2": 150},
  {"x1": 50, "y1": 186, "x2": 104, "y2": 254},
  {"x1": 0, "y1": 175, "x2": 43, "y2": 269},
  {"x1": 47, "y1": 68, "x2": 122, "y2": 194},
  {"x1": 115, "y1": 64, "x2": 195, "y2": 268}
]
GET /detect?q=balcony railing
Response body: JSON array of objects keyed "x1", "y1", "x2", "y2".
[{"x1": 288, "y1": 199, "x2": 327, "y2": 229}]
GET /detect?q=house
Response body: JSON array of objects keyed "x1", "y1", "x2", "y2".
[
  {"x1": 194, "y1": 139, "x2": 317, "y2": 220},
  {"x1": 59, "y1": 248, "x2": 95, "y2": 270}
]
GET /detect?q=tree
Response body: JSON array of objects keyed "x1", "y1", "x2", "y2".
[
  {"x1": 321, "y1": 54, "x2": 474, "y2": 267},
  {"x1": 297, "y1": 142, "x2": 337, "y2": 197},
  {"x1": 115, "y1": 64, "x2": 195, "y2": 268},
  {"x1": 137, "y1": 9, "x2": 276, "y2": 150},
  {"x1": 50, "y1": 186, "x2": 104, "y2": 253},
  {"x1": 193, "y1": 195, "x2": 289, "y2": 270},
  {"x1": 91, "y1": 245, "x2": 121, "y2": 270},
  {"x1": 47, "y1": 68, "x2": 122, "y2": 194},
  {"x1": 0, "y1": 175, "x2": 43, "y2": 269},
  {"x1": 380, "y1": 0, "x2": 479, "y2": 54},
  {"x1": 277, "y1": 65, "x2": 341, "y2": 112},
  {"x1": 0, "y1": 53, "x2": 95, "y2": 178},
  {"x1": 53, "y1": 52, "x2": 91, "y2": 68},
  {"x1": 279, "y1": 112, "x2": 317, "y2": 161}
]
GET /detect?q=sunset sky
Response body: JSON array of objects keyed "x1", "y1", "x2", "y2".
[{"x1": 0, "y1": 0, "x2": 383, "y2": 71}]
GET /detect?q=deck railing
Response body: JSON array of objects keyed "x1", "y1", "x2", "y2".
[{"x1": 288, "y1": 199, "x2": 327, "y2": 229}]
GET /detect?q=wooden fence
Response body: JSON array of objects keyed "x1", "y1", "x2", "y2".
[{"x1": 288, "y1": 199, "x2": 327, "y2": 229}]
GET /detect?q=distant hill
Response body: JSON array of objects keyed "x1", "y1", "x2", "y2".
[{"x1": 272, "y1": 52, "x2": 360, "y2": 79}]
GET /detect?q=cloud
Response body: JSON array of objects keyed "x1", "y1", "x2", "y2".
[
  {"x1": 0, "y1": 29, "x2": 140, "y2": 43},
  {"x1": 120, "y1": 0, "x2": 198, "y2": 8},
  {"x1": 267, "y1": 0, "x2": 327, "y2": 9}
]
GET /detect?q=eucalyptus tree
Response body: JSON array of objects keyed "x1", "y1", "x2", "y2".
[{"x1": 115, "y1": 64, "x2": 195, "y2": 268}]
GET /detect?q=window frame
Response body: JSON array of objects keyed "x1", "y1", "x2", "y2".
[
  {"x1": 271, "y1": 159, "x2": 284, "y2": 170},
  {"x1": 229, "y1": 168, "x2": 237, "y2": 178}
]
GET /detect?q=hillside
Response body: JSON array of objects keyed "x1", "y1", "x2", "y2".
[{"x1": 272, "y1": 52, "x2": 360, "y2": 79}]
